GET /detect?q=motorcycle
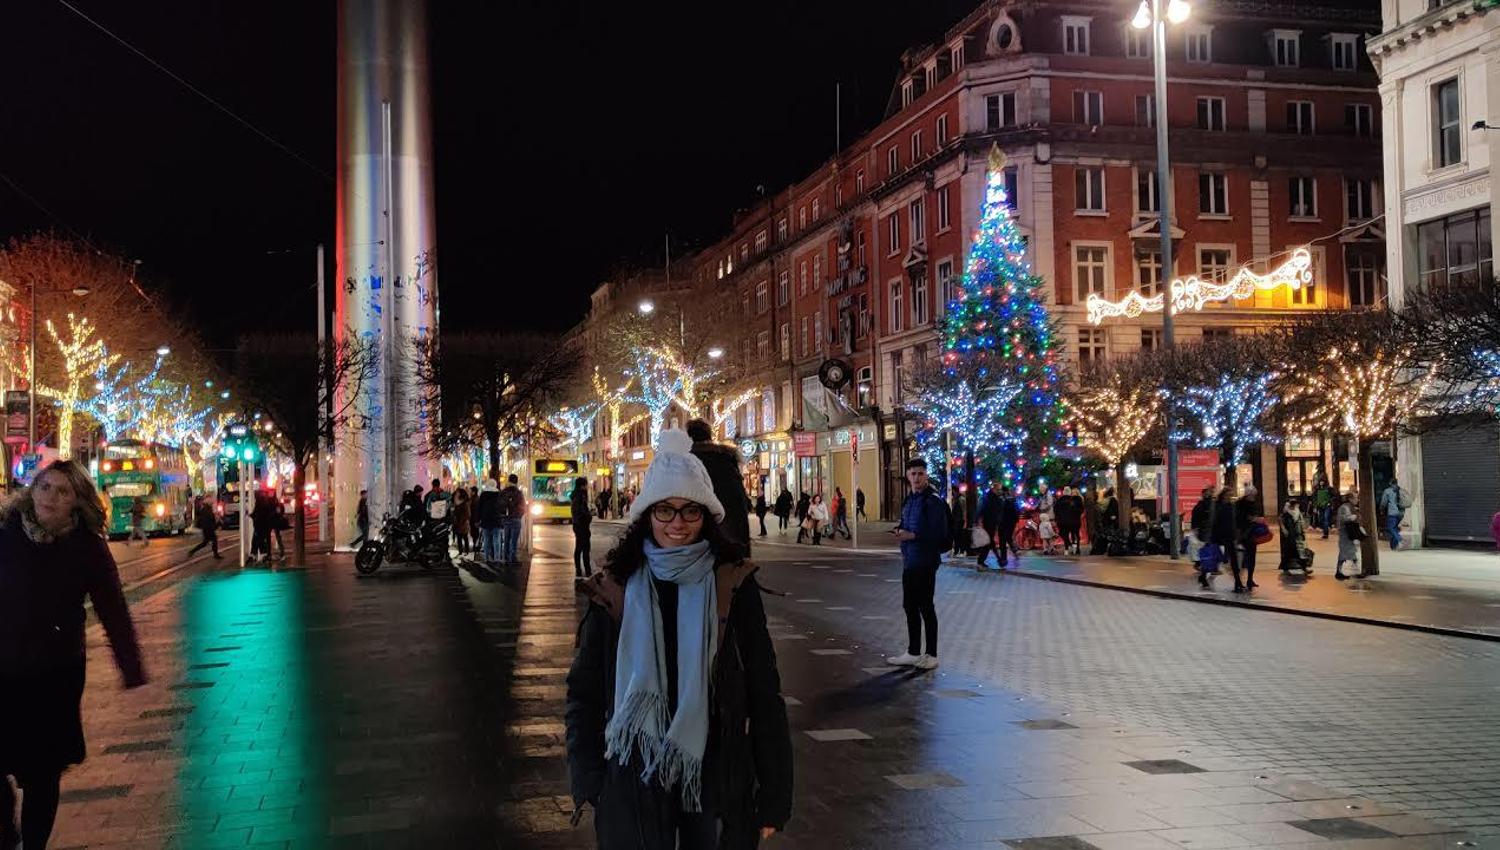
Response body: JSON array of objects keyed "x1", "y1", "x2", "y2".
[{"x1": 355, "y1": 511, "x2": 453, "y2": 575}]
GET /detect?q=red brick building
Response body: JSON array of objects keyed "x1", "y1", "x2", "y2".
[{"x1": 624, "y1": 0, "x2": 1386, "y2": 518}]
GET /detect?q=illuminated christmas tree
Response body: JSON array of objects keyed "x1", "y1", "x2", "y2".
[{"x1": 916, "y1": 145, "x2": 1067, "y2": 497}]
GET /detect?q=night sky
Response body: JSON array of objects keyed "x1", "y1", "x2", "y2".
[{"x1": 1, "y1": 0, "x2": 977, "y2": 345}]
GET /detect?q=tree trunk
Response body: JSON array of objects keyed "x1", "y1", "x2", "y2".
[
  {"x1": 293, "y1": 459, "x2": 307, "y2": 565},
  {"x1": 487, "y1": 425, "x2": 502, "y2": 483},
  {"x1": 1115, "y1": 461, "x2": 1133, "y2": 531},
  {"x1": 963, "y1": 450, "x2": 977, "y2": 526},
  {"x1": 1224, "y1": 462, "x2": 1239, "y2": 493},
  {"x1": 1357, "y1": 440, "x2": 1380, "y2": 575}
]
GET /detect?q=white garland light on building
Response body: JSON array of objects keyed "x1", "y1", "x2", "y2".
[{"x1": 1086, "y1": 247, "x2": 1314, "y2": 325}]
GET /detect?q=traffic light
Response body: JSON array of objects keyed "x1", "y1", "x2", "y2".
[{"x1": 222, "y1": 422, "x2": 262, "y2": 463}]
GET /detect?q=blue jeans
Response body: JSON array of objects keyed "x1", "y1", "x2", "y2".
[
  {"x1": 503, "y1": 517, "x2": 523, "y2": 562},
  {"x1": 1386, "y1": 513, "x2": 1403, "y2": 550},
  {"x1": 482, "y1": 527, "x2": 502, "y2": 562}
]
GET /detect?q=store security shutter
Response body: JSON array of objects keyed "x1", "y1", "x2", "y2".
[{"x1": 1421, "y1": 424, "x2": 1500, "y2": 542}]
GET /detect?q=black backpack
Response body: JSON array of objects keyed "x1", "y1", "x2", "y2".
[{"x1": 499, "y1": 486, "x2": 522, "y2": 518}]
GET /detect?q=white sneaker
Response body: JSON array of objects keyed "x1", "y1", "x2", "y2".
[
  {"x1": 914, "y1": 655, "x2": 940, "y2": 670},
  {"x1": 887, "y1": 652, "x2": 922, "y2": 666}
]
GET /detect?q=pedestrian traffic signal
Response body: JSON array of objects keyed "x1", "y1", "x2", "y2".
[{"x1": 222, "y1": 422, "x2": 262, "y2": 463}]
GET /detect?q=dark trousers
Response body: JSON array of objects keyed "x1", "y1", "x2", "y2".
[
  {"x1": 1058, "y1": 521, "x2": 1081, "y2": 552},
  {"x1": 901, "y1": 564, "x2": 939, "y2": 657},
  {"x1": 778, "y1": 514, "x2": 789, "y2": 531},
  {"x1": 189, "y1": 527, "x2": 219, "y2": 557},
  {"x1": 352, "y1": 520, "x2": 369, "y2": 547},
  {"x1": 573, "y1": 528, "x2": 592, "y2": 577},
  {"x1": 0, "y1": 769, "x2": 61, "y2": 850},
  {"x1": 757, "y1": 512, "x2": 768, "y2": 536}
]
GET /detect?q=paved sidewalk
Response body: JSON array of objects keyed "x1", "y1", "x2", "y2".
[{"x1": 736, "y1": 518, "x2": 1500, "y2": 640}]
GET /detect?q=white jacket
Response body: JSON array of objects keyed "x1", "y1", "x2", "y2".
[{"x1": 808, "y1": 503, "x2": 829, "y2": 522}]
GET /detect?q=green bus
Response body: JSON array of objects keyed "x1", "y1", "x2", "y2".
[{"x1": 97, "y1": 439, "x2": 192, "y2": 538}]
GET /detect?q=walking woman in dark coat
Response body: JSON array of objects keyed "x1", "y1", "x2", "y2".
[
  {"x1": 566, "y1": 429, "x2": 792, "y2": 849},
  {"x1": 571, "y1": 476, "x2": 594, "y2": 577},
  {"x1": 0, "y1": 460, "x2": 146, "y2": 850}
]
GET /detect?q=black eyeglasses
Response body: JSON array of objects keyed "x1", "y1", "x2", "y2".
[{"x1": 651, "y1": 503, "x2": 705, "y2": 523}]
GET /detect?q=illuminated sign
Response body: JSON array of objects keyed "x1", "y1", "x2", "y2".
[{"x1": 1086, "y1": 247, "x2": 1314, "y2": 325}]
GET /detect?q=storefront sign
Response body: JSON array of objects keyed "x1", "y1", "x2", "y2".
[
  {"x1": 5, "y1": 391, "x2": 28, "y2": 441},
  {"x1": 793, "y1": 432, "x2": 817, "y2": 457},
  {"x1": 1177, "y1": 468, "x2": 1221, "y2": 496},
  {"x1": 630, "y1": 450, "x2": 646, "y2": 461},
  {"x1": 739, "y1": 439, "x2": 757, "y2": 459},
  {"x1": 1177, "y1": 448, "x2": 1220, "y2": 468}
]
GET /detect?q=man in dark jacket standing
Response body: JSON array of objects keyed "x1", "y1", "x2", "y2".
[
  {"x1": 774, "y1": 489, "x2": 793, "y2": 533},
  {"x1": 887, "y1": 459, "x2": 949, "y2": 671},
  {"x1": 476, "y1": 479, "x2": 503, "y2": 564},
  {"x1": 500, "y1": 474, "x2": 526, "y2": 565},
  {"x1": 686, "y1": 419, "x2": 752, "y2": 552}
]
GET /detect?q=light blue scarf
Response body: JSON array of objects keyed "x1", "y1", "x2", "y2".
[{"x1": 605, "y1": 538, "x2": 718, "y2": 811}]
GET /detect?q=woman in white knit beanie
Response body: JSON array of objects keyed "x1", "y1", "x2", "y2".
[{"x1": 565, "y1": 428, "x2": 793, "y2": 848}]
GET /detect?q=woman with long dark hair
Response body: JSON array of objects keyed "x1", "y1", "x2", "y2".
[
  {"x1": 571, "y1": 476, "x2": 593, "y2": 577},
  {"x1": 566, "y1": 429, "x2": 792, "y2": 848},
  {"x1": 0, "y1": 460, "x2": 146, "y2": 849}
]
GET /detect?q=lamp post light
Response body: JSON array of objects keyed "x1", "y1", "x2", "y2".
[
  {"x1": 1133, "y1": 0, "x2": 1190, "y2": 559},
  {"x1": 28, "y1": 284, "x2": 92, "y2": 453}
]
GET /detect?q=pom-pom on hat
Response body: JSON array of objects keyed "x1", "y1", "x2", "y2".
[{"x1": 628, "y1": 428, "x2": 726, "y2": 524}]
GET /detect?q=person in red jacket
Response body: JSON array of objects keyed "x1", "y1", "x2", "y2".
[{"x1": 0, "y1": 460, "x2": 146, "y2": 850}]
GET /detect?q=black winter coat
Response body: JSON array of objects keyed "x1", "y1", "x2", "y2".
[
  {"x1": 476, "y1": 489, "x2": 503, "y2": 529},
  {"x1": 566, "y1": 561, "x2": 793, "y2": 849},
  {"x1": 692, "y1": 441, "x2": 752, "y2": 551},
  {"x1": 773, "y1": 492, "x2": 793, "y2": 519},
  {"x1": 571, "y1": 489, "x2": 593, "y2": 531}
]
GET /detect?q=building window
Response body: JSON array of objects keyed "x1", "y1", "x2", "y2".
[
  {"x1": 798, "y1": 207, "x2": 807, "y2": 230},
  {"x1": 1289, "y1": 176, "x2": 1318, "y2": 219},
  {"x1": 1062, "y1": 16, "x2": 1091, "y2": 55},
  {"x1": 836, "y1": 184, "x2": 843, "y2": 208},
  {"x1": 740, "y1": 243, "x2": 749, "y2": 262},
  {"x1": 912, "y1": 274, "x2": 929, "y2": 325},
  {"x1": 936, "y1": 114, "x2": 949, "y2": 146},
  {"x1": 1198, "y1": 172, "x2": 1228, "y2": 216},
  {"x1": 856, "y1": 229, "x2": 867, "y2": 265},
  {"x1": 911, "y1": 130, "x2": 923, "y2": 161},
  {"x1": 1196, "y1": 96, "x2": 1226, "y2": 131},
  {"x1": 887, "y1": 146, "x2": 900, "y2": 176},
  {"x1": 1075, "y1": 167, "x2": 1105, "y2": 213},
  {"x1": 1185, "y1": 27, "x2": 1212, "y2": 63},
  {"x1": 1078, "y1": 328, "x2": 1108, "y2": 365},
  {"x1": 1330, "y1": 34, "x2": 1359, "y2": 71},
  {"x1": 1287, "y1": 101, "x2": 1314, "y2": 135},
  {"x1": 757, "y1": 330, "x2": 770, "y2": 361},
  {"x1": 754, "y1": 230, "x2": 767, "y2": 253},
  {"x1": 815, "y1": 310, "x2": 824, "y2": 352},
  {"x1": 1346, "y1": 178, "x2": 1375, "y2": 222},
  {"x1": 800, "y1": 317, "x2": 810, "y2": 357},
  {"x1": 951, "y1": 45, "x2": 964, "y2": 71},
  {"x1": 889, "y1": 279, "x2": 904, "y2": 333},
  {"x1": 901, "y1": 80, "x2": 914, "y2": 108},
  {"x1": 938, "y1": 259, "x2": 956, "y2": 306},
  {"x1": 1434, "y1": 78, "x2": 1462, "y2": 168},
  {"x1": 1347, "y1": 251, "x2": 1382, "y2": 306},
  {"x1": 887, "y1": 213, "x2": 901, "y2": 255},
  {"x1": 1417, "y1": 207, "x2": 1493, "y2": 291},
  {"x1": 1199, "y1": 247, "x2": 1233, "y2": 280},
  {"x1": 1271, "y1": 30, "x2": 1300, "y2": 67},
  {"x1": 1126, "y1": 29, "x2": 1150, "y2": 58},
  {"x1": 799, "y1": 261, "x2": 808, "y2": 296},
  {"x1": 813, "y1": 254, "x2": 823, "y2": 289},
  {"x1": 812, "y1": 198, "x2": 821, "y2": 220},
  {"x1": 755, "y1": 279, "x2": 769, "y2": 313},
  {"x1": 1136, "y1": 249, "x2": 1163, "y2": 295},
  {"x1": 1203, "y1": 327, "x2": 1233, "y2": 342},
  {"x1": 985, "y1": 92, "x2": 1017, "y2": 131},
  {"x1": 777, "y1": 218, "x2": 788, "y2": 242},
  {"x1": 937, "y1": 184, "x2": 952, "y2": 231},
  {"x1": 855, "y1": 170, "x2": 865, "y2": 194},
  {"x1": 1291, "y1": 246, "x2": 1319, "y2": 305},
  {"x1": 779, "y1": 322, "x2": 790, "y2": 360},
  {"x1": 1141, "y1": 328, "x2": 1163, "y2": 351},
  {"x1": 1135, "y1": 94, "x2": 1155, "y2": 128},
  {"x1": 1003, "y1": 166, "x2": 1020, "y2": 211},
  {"x1": 1345, "y1": 103, "x2": 1374, "y2": 137},
  {"x1": 777, "y1": 270, "x2": 789, "y2": 306},
  {"x1": 1073, "y1": 90, "x2": 1104, "y2": 125},
  {"x1": 909, "y1": 198, "x2": 925, "y2": 242},
  {"x1": 1136, "y1": 169, "x2": 1160, "y2": 214},
  {"x1": 1074, "y1": 244, "x2": 1109, "y2": 300}
]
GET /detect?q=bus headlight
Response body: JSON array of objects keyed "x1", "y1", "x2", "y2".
[
  {"x1": 153, "y1": 503, "x2": 166, "y2": 518},
  {"x1": 530, "y1": 503, "x2": 543, "y2": 517}
]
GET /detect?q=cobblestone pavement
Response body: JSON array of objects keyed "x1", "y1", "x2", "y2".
[{"x1": 45, "y1": 523, "x2": 1497, "y2": 848}]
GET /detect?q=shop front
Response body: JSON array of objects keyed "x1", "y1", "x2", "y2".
[
  {"x1": 822, "y1": 423, "x2": 878, "y2": 519},
  {"x1": 737, "y1": 433, "x2": 792, "y2": 500}
]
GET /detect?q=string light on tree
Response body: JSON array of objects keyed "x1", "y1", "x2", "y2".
[
  {"x1": 1071, "y1": 379, "x2": 1161, "y2": 472},
  {"x1": 1175, "y1": 373, "x2": 1279, "y2": 476},
  {"x1": 625, "y1": 346, "x2": 681, "y2": 445},
  {"x1": 48, "y1": 314, "x2": 119, "y2": 459}
]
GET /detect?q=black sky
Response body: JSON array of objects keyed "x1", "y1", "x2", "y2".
[{"x1": 1, "y1": 0, "x2": 977, "y2": 342}]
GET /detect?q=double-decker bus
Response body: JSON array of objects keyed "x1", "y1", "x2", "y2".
[
  {"x1": 97, "y1": 439, "x2": 192, "y2": 538},
  {"x1": 530, "y1": 458, "x2": 579, "y2": 523},
  {"x1": 214, "y1": 451, "x2": 266, "y2": 529}
]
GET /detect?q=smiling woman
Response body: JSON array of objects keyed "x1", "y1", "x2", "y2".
[{"x1": 565, "y1": 428, "x2": 792, "y2": 848}]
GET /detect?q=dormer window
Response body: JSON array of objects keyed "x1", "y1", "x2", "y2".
[
  {"x1": 1062, "y1": 16, "x2": 1092, "y2": 55},
  {"x1": 1329, "y1": 33, "x2": 1359, "y2": 71},
  {"x1": 901, "y1": 80, "x2": 914, "y2": 107},
  {"x1": 1269, "y1": 29, "x2": 1301, "y2": 67},
  {"x1": 1184, "y1": 26, "x2": 1212, "y2": 63},
  {"x1": 951, "y1": 44, "x2": 964, "y2": 70}
]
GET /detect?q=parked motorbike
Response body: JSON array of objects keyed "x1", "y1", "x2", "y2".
[{"x1": 355, "y1": 511, "x2": 453, "y2": 575}]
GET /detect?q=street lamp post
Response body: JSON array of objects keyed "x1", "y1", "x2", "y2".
[
  {"x1": 1134, "y1": 0, "x2": 1190, "y2": 559},
  {"x1": 28, "y1": 284, "x2": 91, "y2": 454}
]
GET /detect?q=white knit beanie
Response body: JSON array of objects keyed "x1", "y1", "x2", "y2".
[{"x1": 628, "y1": 428, "x2": 726, "y2": 523}]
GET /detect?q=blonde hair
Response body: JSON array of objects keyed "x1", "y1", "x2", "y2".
[{"x1": 4, "y1": 459, "x2": 108, "y2": 536}]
